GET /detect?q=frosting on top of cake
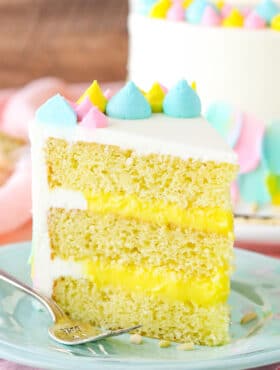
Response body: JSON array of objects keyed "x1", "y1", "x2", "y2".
[
  {"x1": 132, "y1": 0, "x2": 280, "y2": 29},
  {"x1": 33, "y1": 80, "x2": 237, "y2": 164},
  {"x1": 36, "y1": 79, "x2": 202, "y2": 124}
]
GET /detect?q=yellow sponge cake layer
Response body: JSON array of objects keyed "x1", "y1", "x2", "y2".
[
  {"x1": 53, "y1": 277, "x2": 230, "y2": 346},
  {"x1": 45, "y1": 138, "x2": 237, "y2": 209},
  {"x1": 48, "y1": 208, "x2": 233, "y2": 277}
]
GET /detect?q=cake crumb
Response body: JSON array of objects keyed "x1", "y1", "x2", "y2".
[
  {"x1": 240, "y1": 311, "x2": 258, "y2": 324},
  {"x1": 177, "y1": 342, "x2": 194, "y2": 351},
  {"x1": 159, "y1": 340, "x2": 171, "y2": 348},
  {"x1": 130, "y1": 333, "x2": 142, "y2": 344}
]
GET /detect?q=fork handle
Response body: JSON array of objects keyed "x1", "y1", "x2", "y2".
[{"x1": 0, "y1": 268, "x2": 65, "y2": 322}]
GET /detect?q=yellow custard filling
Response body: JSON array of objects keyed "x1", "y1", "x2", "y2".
[
  {"x1": 85, "y1": 192, "x2": 233, "y2": 235},
  {"x1": 83, "y1": 260, "x2": 229, "y2": 306}
]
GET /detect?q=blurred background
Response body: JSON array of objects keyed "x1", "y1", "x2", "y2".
[
  {"x1": 0, "y1": 0, "x2": 128, "y2": 87},
  {"x1": 0, "y1": 0, "x2": 130, "y2": 244}
]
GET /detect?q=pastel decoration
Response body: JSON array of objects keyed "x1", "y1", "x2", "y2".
[
  {"x1": 221, "y1": 3, "x2": 232, "y2": 17},
  {"x1": 80, "y1": 107, "x2": 108, "y2": 129},
  {"x1": 191, "y1": 81, "x2": 197, "y2": 91},
  {"x1": 238, "y1": 162, "x2": 270, "y2": 206},
  {"x1": 216, "y1": 0, "x2": 224, "y2": 10},
  {"x1": 159, "y1": 83, "x2": 168, "y2": 93},
  {"x1": 262, "y1": 121, "x2": 280, "y2": 174},
  {"x1": 183, "y1": 0, "x2": 193, "y2": 9},
  {"x1": 144, "y1": 82, "x2": 165, "y2": 113},
  {"x1": 271, "y1": 14, "x2": 280, "y2": 30},
  {"x1": 135, "y1": 0, "x2": 158, "y2": 15},
  {"x1": 2, "y1": 77, "x2": 67, "y2": 140},
  {"x1": 235, "y1": 113, "x2": 265, "y2": 174},
  {"x1": 201, "y1": 6, "x2": 222, "y2": 26},
  {"x1": 242, "y1": 6, "x2": 251, "y2": 17},
  {"x1": 205, "y1": 102, "x2": 243, "y2": 147},
  {"x1": 104, "y1": 88, "x2": 114, "y2": 100},
  {"x1": 267, "y1": 173, "x2": 280, "y2": 205},
  {"x1": 186, "y1": 0, "x2": 209, "y2": 24},
  {"x1": 167, "y1": 2, "x2": 185, "y2": 21},
  {"x1": 230, "y1": 182, "x2": 239, "y2": 205},
  {"x1": 106, "y1": 81, "x2": 152, "y2": 120},
  {"x1": 245, "y1": 10, "x2": 266, "y2": 29},
  {"x1": 77, "y1": 80, "x2": 107, "y2": 113},
  {"x1": 222, "y1": 8, "x2": 244, "y2": 27},
  {"x1": 163, "y1": 80, "x2": 201, "y2": 118},
  {"x1": 228, "y1": 111, "x2": 243, "y2": 148},
  {"x1": 35, "y1": 94, "x2": 77, "y2": 126},
  {"x1": 149, "y1": 0, "x2": 172, "y2": 18},
  {"x1": 255, "y1": 0, "x2": 279, "y2": 23},
  {"x1": 75, "y1": 96, "x2": 92, "y2": 121}
]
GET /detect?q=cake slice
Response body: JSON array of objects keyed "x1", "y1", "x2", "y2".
[{"x1": 30, "y1": 80, "x2": 237, "y2": 346}]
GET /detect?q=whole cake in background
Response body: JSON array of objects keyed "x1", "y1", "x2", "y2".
[
  {"x1": 128, "y1": 0, "x2": 280, "y2": 214},
  {"x1": 30, "y1": 79, "x2": 237, "y2": 345}
]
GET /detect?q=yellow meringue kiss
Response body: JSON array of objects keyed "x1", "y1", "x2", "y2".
[
  {"x1": 216, "y1": 0, "x2": 224, "y2": 10},
  {"x1": 267, "y1": 174, "x2": 280, "y2": 205},
  {"x1": 182, "y1": 0, "x2": 193, "y2": 9},
  {"x1": 149, "y1": 0, "x2": 172, "y2": 18},
  {"x1": 145, "y1": 82, "x2": 165, "y2": 113},
  {"x1": 77, "y1": 80, "x2": 107, "y2": 112},
  {"x1": 191, "y1": 81, "x2": 197, "y2": 91},
  {"x1": 222, "y1": 9, "x2": 244, "y2": 27},
  {"x1": 271, "y1": 14, "x2": 280, "y2": 31}
]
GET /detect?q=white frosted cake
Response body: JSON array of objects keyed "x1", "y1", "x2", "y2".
[{"x1": 30, "y1": 80, "x2": 237, "y2": 345}]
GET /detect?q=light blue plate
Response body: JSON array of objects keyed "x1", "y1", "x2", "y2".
[{"x1": 1, "y1": 242, "x2": 280, "y2": 370}]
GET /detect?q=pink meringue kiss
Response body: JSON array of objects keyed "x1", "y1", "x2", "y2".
[
  {"x1": 244, "y1": 11, "x2": 266, "y2": 29},
  {"x1": 167, "y1": 3, "x2": 185, "y2": 21},
  {"x1": 241, "y1": 6, "x2": 251, "y2": 17},
  {"x1": 159, "y1": 83, "x2": 168, "y2": 93},
  {"x1": 235, "y1": 113, "x2": 265, "y2": 174},
  {"x1": 104, "y1": 88, "x2": 114, "y2": 100},
  {"x1": 75, "y1": 96, "x2": 92, "y2": 121},
  {"x1": 80, "y1": 107, "x2": 108, "y2": 129},
  {"x1": 201, "y1": 6, "x2": 222, "y2": 26},
  {"x1": 221, "y1": 4, "x2": 233, "y2": 18}
]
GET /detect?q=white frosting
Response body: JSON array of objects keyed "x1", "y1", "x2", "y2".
[
  {"x1": 30, "y1": 123, "x2": 53, "y2": 297},
  {"x1": 30, "y1": 114, "x2": 236, "y2": 164},
  {"x1": 128, "y1": 14, "x2": 280, "y2": 124},
  {"x1": 49, "y1": 188, "x2": 87, "y2": 210},
  {"x1": 30, "y1": 121, "x2": 88, "y2": 296}
]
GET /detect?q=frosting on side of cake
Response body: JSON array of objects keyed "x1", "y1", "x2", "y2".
[{"x1": 206, "y1": 103, "x2": 280, "y2": 208}]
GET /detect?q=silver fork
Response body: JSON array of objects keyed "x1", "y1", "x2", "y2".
[{"x1": 0, "y1": 269, "x2": 141, "y2": 345}]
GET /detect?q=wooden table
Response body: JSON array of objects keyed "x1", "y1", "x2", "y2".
[{"x1": 0, "y1": 0, "x2": 128, "y2": 88}]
